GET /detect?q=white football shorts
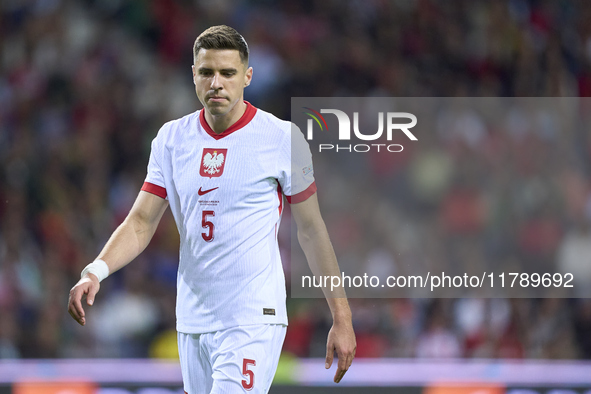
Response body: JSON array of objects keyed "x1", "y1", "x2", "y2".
[{"x1": 178, "y1": 324, "x2": 287, "y2": 394}]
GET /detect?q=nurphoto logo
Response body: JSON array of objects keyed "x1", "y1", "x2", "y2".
[{"x1": 303, "y1": 107, "x2": 418, "y2": 153}]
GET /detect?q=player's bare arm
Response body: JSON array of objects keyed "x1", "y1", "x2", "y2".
[
  {"x1": 67, "y1": 190, "x2": 169, "y2": 326},
  {"x1": 290, "y1": 193, "x2": 356, "y2": 383}
]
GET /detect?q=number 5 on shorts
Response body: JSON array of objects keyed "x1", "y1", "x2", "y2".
[{"x1": 241, "y1": 358, "x2": 256, "y2": 390}]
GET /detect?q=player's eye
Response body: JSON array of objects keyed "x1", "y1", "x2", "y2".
[
  {"x1": 199, "y1": 70, "x2": 213, "y2": 76},
  {"x1": 222, "y1": 71, "x2": 236, "y2": 77}
]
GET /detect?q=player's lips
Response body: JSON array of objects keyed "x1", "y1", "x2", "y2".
[{"x1": 208, "y1": 96, "x2": 228, "y2": 102}]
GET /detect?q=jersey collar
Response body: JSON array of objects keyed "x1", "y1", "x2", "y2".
[{"x1": 199, "y1": 101, "x2": 257, "y2": 140}]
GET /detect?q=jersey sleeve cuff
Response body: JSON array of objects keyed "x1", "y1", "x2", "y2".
[
  {"x1": 141, "y1": 181, "x2": 167, "y2": 199},
  {"x1": 286, "y1": 182, "x2": 317, "y2": 204}
]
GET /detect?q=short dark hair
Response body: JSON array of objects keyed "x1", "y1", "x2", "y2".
[{"x1": 193, "y1": 25, "x2": 249, "y2": 65}]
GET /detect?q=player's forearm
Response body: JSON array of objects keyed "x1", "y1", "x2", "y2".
[
  {"x1": 297, "y1": 223, "x2": 352, "y2": 321},
  {"x1": 326, "y1": 297, "x2": 352, "y2": 323},
  {"x1": 95, "y1": 214, "x2": 157, "y2": 275}
]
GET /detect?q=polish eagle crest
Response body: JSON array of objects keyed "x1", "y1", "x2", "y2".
[
  {"x1": 203, "y1": 151, "x2": 224, "y2": 174},
  {"x1": 200, "y1": 148, "x2": 228, "y2": 178}
]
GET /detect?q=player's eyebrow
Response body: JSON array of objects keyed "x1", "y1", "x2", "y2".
[{"x1": 197, "y1": 67, "x2": 238, "y2": 74}]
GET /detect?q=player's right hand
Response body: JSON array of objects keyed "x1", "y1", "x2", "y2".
[{"x1": 68, "y1": 274, "x2": 100, "y2": 326}]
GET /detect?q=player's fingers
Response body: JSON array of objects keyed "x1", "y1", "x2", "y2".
[
  {"x1": 334, "y1": 364, "x2": 347, "y2": 383},
  {"x1": 337, "y1": 352, "x2": 348, "y2": 372},
  {"x1": 68, "y1": 288, "x2": 86, "y2": 325},
  {"x1": 68, "y1": 306, "x2": 84, "y2": 326},
  {"x1": 335, "y1": 343, "x2": 356, "y2": 383},
  {"x1": 86, "y1": 283, "x2": 99, "y2": 306},
  {"x1": 68, "y1": 300, "x2": 84, "y2": 325},
  {"x1": 343, "y1": 354, "x2": 353, "y2": 378},
  {"x1": 325, "y1": 342, "x2": 334, "y2": 369},
  {"x1": 346, "y1": 348, "x2": 355, "y2": 369},
  {"x1": 334, "y1": 352, "x2": 348, "y2": 383}
]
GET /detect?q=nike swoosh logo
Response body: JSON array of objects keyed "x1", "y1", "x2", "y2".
[{"x1": 198, "y1": 186, "x2": 219, "y2": 196}]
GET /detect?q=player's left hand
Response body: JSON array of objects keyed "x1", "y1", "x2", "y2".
[{"x1": 325, "y1": 318, "x2": 356, "y2": 383}]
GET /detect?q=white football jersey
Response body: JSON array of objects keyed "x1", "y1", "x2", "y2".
[{"x1": 142, "y1": 101, "x2": 316, "y2": 334}]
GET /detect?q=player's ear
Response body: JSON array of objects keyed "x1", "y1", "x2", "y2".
[
  {"x1": 244, "y1": 66, "x2": 253, "y2": 87},
  {"x1": 192, "y1": 65, "x2": 196, "y2": 85}
]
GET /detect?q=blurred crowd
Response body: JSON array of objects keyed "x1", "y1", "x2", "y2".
[{"x1": 1, "y1": 0, "x2": 591, "y2": 360}]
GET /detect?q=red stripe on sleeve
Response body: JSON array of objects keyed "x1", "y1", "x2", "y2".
[
  {"x1": 277, "y1": 183, "x2": 284, "y2": 215},
  {"x1": 286, "y1": 182, "x2": 317, "y2": 204},
  {"x1": 141, "y1": 182, "x2": 167, "y2": 199}
]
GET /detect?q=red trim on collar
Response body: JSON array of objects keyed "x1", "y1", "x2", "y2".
[{"x1": 199, "y1": 101, "x2": 257, "y2": 140}]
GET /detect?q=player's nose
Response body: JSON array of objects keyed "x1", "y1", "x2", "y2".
[{"x1": 211, "y1": 73, "x2": 223, "y2": 90}]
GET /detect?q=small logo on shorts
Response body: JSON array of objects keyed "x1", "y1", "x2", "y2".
[{"x1": 263, "y1": 308, "x2": 275, "y2": 316}]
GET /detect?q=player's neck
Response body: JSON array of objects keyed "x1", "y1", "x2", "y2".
[{"x1": 205, "y1": 100, "x2": 247, "y2": 134}]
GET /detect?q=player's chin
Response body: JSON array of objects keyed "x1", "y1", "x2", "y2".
[{"x1": 205, "y1": 101, "x2": 229, "y2": 114}]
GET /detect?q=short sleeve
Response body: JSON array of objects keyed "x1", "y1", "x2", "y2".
[
  {"x1": 141, "y1": 126, "x2": 168, "y2": 199},
  {"x1": 278, "y1": 123, "x2": 316, "y2": 204}
]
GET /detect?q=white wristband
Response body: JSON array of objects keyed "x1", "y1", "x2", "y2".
[{"x1": 81, "y1": 259, "x2": 110, "y2": 282}]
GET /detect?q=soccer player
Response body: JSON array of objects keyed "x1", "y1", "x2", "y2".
[{"x1": 68, "y1": 25, "x2": 356, "y2": 393}]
